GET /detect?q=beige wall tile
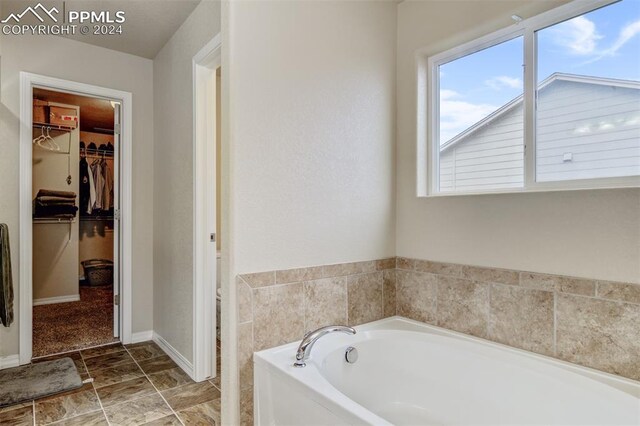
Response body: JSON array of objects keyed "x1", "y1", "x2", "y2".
[
  {"x1": 304, "y1": 277, "x2": 348, "y2": 331},
  {"x1": 347, "y1": 272, "x2": 384, "y2": 326},
  {"x1": 489, "y1": 284, "x2": 554, "y2": 356},
  {"x1": 276, "y1": 266, "x2": 324, "y2": 284},
  {"x1": 239, "y1": 271, "x2": 275, "y2": 288},
  {"x1": 396, "y1": 257, "x2": 414, "y2": 270},
  {"x1": 252, "y1": 283, "x2": 304, "y2": 351},
  {"x1": 437, "y1": 276, "x2": 489, "y2": 338},
  {"x1": 520, "y1": 272, "x2": 595, "y2": 296},
  {"x1": 237, "y1": 322, "x2": 254, "y2": 390},
  {"x1": 461, "y1": 265, "x2": 519, "y2": 286},
  {"x1": 414, "y1": 260, "x2": 463, "y2": 277},
  {"x1": 396, "y1": 270, "x2": 437, "y2": 323},
  {"x1": 237, "y1": 277, "x2": 253, "y2": 324},
  {"x1": 239, "y1": 386, "x2": 254, "y2": 426},
  {"x1": 556, "y1": 294, "x2": 640, "y2": 381},
  {"x1": 383, "y1": 270, "x2": 397, "y2": 317},
  {"x1": 597, "y1": 281, "x2": 640, "y2": 304},
  {"x1": 376, "y1": 258, "x2": 397, "y2": 270},
  {"x1": 323, "y1": 261, "x2": 377, "y2": 278}
]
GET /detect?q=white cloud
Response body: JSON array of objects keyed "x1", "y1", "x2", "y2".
[
  {"x1": 439, "y1": 92, "x2": 497, "y2": 144},
  {"x1": 601, "y1": 19, "x2": 640, "y2": 56},
  {"x1": 485, "y1": 76, "x2": 523, "y2": 90},
  {"x1": 552, "y1": 16, "x2": 602, "y2": 55}
]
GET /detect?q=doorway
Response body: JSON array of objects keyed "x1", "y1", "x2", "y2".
[
  {"x1": 193, "y1": 35, "x2": 221, "y2": 382},
  {"x1": 19, "y1": 73, "x2": 133, "y2": 364},
  {"x1": 31, "y1": 88, "x2": 120, "y2": 358}
]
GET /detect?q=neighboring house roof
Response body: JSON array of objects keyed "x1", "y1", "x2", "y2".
[{"x1": 440, "y1": 73, "x2": 640, "y2": 153}]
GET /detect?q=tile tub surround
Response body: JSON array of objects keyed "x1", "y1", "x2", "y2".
[
  {"x1": 237, "y1": 257, "x2": 640, "y2": 414},
  {"x1": 236, "y1": 258, "x2": 397, "y2": 425},
  {"x1": 394, "y1": 258, "x2": 640, "y2": 381}
]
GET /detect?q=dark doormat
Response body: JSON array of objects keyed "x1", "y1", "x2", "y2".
[{"x1": 0, "y1": 358, "x2": 82, "y2": 407}]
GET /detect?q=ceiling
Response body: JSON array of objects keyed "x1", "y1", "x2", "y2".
[
  {"x1": 1, "y1": 0, "x2": 201, "y2": 59},
  {"x1": 34, "y1": 88, "x2": 115, "y2": 134}
]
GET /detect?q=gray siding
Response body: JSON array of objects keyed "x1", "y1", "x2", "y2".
[{"x1": 440, "y1": 78, "x2": 640, "y2": 192}]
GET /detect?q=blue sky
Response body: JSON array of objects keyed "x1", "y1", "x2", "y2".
[{"x1": 439, "y1": 0, "x2": 640, "y2": 143}]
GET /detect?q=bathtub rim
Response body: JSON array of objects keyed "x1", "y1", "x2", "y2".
[{"x1": 254, "y1": 315, "x2": 640, "y2": 398}]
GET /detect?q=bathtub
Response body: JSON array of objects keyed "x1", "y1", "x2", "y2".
[{"x1": 254, "y1": 316, "x2": 640, "y2": 425}]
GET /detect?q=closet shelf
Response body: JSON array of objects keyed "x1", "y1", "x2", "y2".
[
  {"x1": 33, "y1": 122, "x2": 75, "y2": 133},
  {"x1": 80, "y1": 216, "x2": 114, "y2": 221},
  {"x1": 33, "y1": 217, "x2": 76, "y2": 224}
]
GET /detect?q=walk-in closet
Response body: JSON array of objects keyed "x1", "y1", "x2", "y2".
[{"x1": 32, "y1": 88, "x2": 120, "y2": 357}]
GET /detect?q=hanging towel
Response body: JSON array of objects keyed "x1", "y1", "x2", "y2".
[{"x1": 0, "y1": 224, "x2": 14, "y2": 327}]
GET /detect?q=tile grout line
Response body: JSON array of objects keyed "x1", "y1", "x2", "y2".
[
  {"x1": 122, "y1": 345, "x2": 185, "y2": 426},
  {"x1": 32, "y1": 400, "x2": 36, "y2": 426},
  {"x1": 79, "y1": 350, "x2": 112, "y2": 426}
]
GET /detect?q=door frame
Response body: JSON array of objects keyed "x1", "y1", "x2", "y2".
[
  {"x1": 192, "y1": 34, "x2": 222, "y2": 382},
  {"x1": 19, "y1": 72, "x2": 133, "y2": 364}
]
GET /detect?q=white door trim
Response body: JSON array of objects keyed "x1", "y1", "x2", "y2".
[
  {"x1": 19, "y1": 72, "x2": 133, "y2": 364},
  {"x1": 192, "y1": 34, "x2": 222, "y2": 382}
]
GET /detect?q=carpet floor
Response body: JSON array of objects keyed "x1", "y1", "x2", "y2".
[{"x1": 33, "y1": 286, "x2": 118, "y2": 358}]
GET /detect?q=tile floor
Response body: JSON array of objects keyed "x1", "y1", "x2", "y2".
[{"x1": 0, "y1": 341, "x2": 222, "y2": 425}]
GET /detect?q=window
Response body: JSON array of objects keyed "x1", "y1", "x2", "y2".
[{"x1": 422, "y1": 0, "x2": 640, "y2": 196}]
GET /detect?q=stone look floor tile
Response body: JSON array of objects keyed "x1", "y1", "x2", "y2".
[
  {"x1": 51, "y1": 410, "x2": 108, "y2": 425},
  {"x1": 90, "y1": 361, "x2": 145, "y2": 389},
  {"x1": 104, "y1": 393, "x2": 172, "y2": 425},
  {"x1": 142, "y1": 414, "x2": 182, "y2": 425},
  {"x1": 0, "y1": 404, "x2": 34, "y2": 426},
  {"x1": 137, "y1": 355, "x2": 178, "y2": 375},
  {"x1": 33, "y1": 352, "x2": 87, "y2": 376},
  {"x1": 95, "y1": 377, "x2": 157, "y2": 408},
  {"x1": 177, "y1": 398, "x2": 221, "y2": 425},
  {"x1": 34, "y1": 383, "x2": 100, "y2": 425},
  {"x1": 126, "y1": 342, "x2": 166, "y2": 362},
  {"x1": 83, "y1": 351, "x2": 134, "y2": 373},
  {"x1": 81, "y1": 344, "x2": 125, "y2": 360},
  {"x1": 161, "y1": 381, "x2": 220, "y2": 412},
  {"x1": 147, "y1": 367, "x2": 194, "y2": 391}
]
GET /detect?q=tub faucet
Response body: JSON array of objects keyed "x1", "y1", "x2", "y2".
[{"x1": 293, "y1": 325, "x2": 356, "y2": 367}]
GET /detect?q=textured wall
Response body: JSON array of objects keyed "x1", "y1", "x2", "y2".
[
  {"x1": 0, "y1": 33, "x2": 154, "y2": 357},
  {"x1": 396, "y1": 0, "x2": 640, "y2": 283},
  {"x1": 153, "y1": 0, "x2": 222, "y2": 363}
]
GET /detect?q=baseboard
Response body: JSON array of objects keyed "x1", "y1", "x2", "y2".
[
  {"x1": 153, "y1": 332, "x2": 194, "y2": 379},
  {"x1": 33, "y1": 294, "x2": 80, "y2": 306},
  {"x1": 0, "y1": 354, "x2": 20, "y2": 370},
  {"x1": 130, "y1": 330, "x2": 154, "y2": 344}
]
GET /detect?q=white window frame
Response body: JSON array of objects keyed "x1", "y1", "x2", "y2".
[{"x1": 418, "y1": 0, "x2": 640, "y2": 197}]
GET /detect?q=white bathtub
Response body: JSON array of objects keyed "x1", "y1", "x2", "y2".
[{"x1": 254, "y1": 316, "x2": 640, "y2": 425}]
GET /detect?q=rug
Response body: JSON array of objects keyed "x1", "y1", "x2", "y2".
[{"x1": 0, "y1": 358, "x2": 82, "y2": 407}]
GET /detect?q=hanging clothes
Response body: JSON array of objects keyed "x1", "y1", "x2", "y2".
[
  {"x1": 101, "y1": 158, "x2": 113, "y2": 211},
  {"x1": 79, "y1": 157, "x2": 90, "y2": 214},
  {"x1": 87, "y1": 161, "x2": 96, "y2": 214},
  {"x1": 91, "y1": 159, "x2": 105, "y2": 211}
]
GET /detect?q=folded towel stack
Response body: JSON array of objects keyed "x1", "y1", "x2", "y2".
[{"x1": 33, "y1": 190, "x2": 78, "y2": 219}]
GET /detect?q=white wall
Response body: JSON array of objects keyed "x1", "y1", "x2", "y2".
[
  {"x1": 153, "y1": 0, "x2": 221, "y2": 363},
  {"x1": 0, "y1": 33, "x2": 155, "y2": 357},
  {"x1": 397, "y1": 0, "x2": 640, "y2": 283},
  {"x1": 228, "y1": 0, "x2": 397, "y2": 275}
]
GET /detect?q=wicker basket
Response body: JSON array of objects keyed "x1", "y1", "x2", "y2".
[{"x1": 81, "y1": 259, "x2": 114, "y2": 286}]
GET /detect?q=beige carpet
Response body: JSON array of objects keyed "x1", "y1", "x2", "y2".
[{"x1": 33, "y1": 286, "x2": 117, "y2": 358}]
